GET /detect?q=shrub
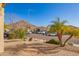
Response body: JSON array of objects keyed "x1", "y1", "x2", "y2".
[
  {"x1": 68, "y1": 42, "x2": 73, "y2": 46},
  {"x1": 8, "y1": 31, "x2": 16, "y2": 39},
  {"x1": 14, "y1": 28, "x2": 27, "y2": 40},
  {"x1": 8, "y1": 28, "x2": 27, "y2": 40},
  {"x1": 46, "y1": 39, "x2": 60, "y2": 45}
]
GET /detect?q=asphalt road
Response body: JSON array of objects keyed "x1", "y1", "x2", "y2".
[{"x1": 27, "y1": 34, "x2": 79, "y2": 44}]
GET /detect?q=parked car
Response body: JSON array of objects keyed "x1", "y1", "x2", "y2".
[
  {"x1": 47, "y1": 33, "x2": 57, "y2": 36},
  {"x1": 4, "y1": 32, "x2": 9, "y2": 39}
]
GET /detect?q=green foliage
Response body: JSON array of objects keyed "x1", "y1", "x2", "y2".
[
  {"x1": 4, "y1": 23, "x2": 11, "y2": 32},
  {"x1": 68, "y1": 42, "x2": 73, "y2": 46},
  {"x1": 48, "y1": 17, "x2": 67, "y2": 34},
  {"x1": 8, "y1": 31, "x2": 16, "y2": 39},
  {"x1": 14, "y1": 28, "x2": 27, "y2": 40},
  {"x1": 48, "y1": 17, "x2": 79, "y2": 47},
  {"x1": 8, "y1": 28, "x2": 27, "y2": 40},
  {"x1": 65, "y1": 26, "x2": 79, "y2": 38},
  {"x1": 46, "y1": 39, "x2": 60, "y2": 45}
]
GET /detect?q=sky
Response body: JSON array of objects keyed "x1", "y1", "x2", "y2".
[{"x1": 4, "y1": 3, "x2": 79, "y2": 27}]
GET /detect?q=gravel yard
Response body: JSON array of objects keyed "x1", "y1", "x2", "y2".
[{"x1": 0, "y1": 39, "x2": 79, "y2": 56}]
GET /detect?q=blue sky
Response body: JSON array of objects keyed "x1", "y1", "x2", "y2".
[{"x1": 4, "y1": 3, "x2": 79, "y2": 27}]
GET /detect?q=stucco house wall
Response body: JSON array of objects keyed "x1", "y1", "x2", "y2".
[{"x1": 0, "y1": 3, "x2": 4, "y2": 52}]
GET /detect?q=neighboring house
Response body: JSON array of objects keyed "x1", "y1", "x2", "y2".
[{"x1": 34, "y1": 27, "x2": 48, "y2": 35}]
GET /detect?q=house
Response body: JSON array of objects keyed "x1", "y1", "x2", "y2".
[
  {"x1": 34, "y1": 26, "x2": 48, "y2": 35},
  {"x1": 0, "y1": 3, "x2": 5, "y2": 52}
]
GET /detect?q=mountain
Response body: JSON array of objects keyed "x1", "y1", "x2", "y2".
[
  {"x1": 37, "y1": 26, "x2": 48, "y2": 31},
  {"x1": 9, "y1": 20, "x2": 48, "y2": 31},
  {"x1": 68, "y1": 25, "x2": 79, "y2": 29},
  {"x1": 10, "y1": 20, "x2": 37, "y2": 30},
  {"x1": 8, "y1": 20, "x2": 79, "y2": 32}
]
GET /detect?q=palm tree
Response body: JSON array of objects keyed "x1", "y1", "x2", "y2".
[
  {"x1": 49, "y1": 17, "x2": 79, "y2": 47},
  {"x1": 63, "y1": 26, "x2": 79, "y2": 46}
]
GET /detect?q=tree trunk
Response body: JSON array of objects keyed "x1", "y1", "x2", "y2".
[
  {"x1": 57, "y1": 32, "x2": 63, "y2": 47},
  {"x1": 63, "y1": 34, "x2": 73, "y2": 47}
]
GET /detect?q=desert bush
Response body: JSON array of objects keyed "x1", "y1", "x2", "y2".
[
  {"x1": 8, "y1": 28, "x2": 27, "y2": 40},
  {"x1": 8, "y1": 31, "x2": 16, "y2": 39},
  {"x1": 14, "y1": 28, "x2": 27, "y2": 40},
  {"x1": 68, "y1": 42, "x2": 73, "y2": 46},
  {"x1": 46, "y1": 39, "x2": 60, "y2": 45}
]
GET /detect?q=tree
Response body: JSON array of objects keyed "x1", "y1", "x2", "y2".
[
  {"x1": 48, "y1": 17, "x2": 79, "y2": 47},
  {"x1": 63, "y1": 26, "x2": 79, "y2": 46}
]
